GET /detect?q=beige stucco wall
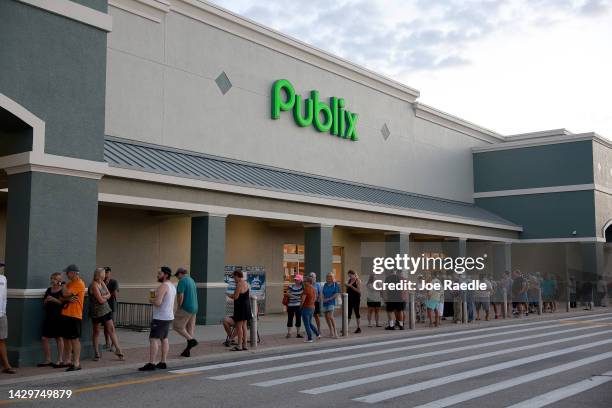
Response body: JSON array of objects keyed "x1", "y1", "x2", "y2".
[
  {"x1": 96, "y1": 206, "x2": 383, "y2": 313},
  {"x1": 105, "y1": 2, "x2": 497, "y2": 203},
  {"x1": 595, "y1": 190, "x2": 612, "y2": 239}
]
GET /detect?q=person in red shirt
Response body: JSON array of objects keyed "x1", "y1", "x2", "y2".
[{"x1": 301, "y1": 277, "x2": 320, "y2": 343}]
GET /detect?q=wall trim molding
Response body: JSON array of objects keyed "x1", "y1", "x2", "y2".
[
  {"x1": 472, "y1": 132, "x2": 612, "y2": 153},
  {"x1": 108, "y1": 0, "x2": 162, "y2": 23},
  {"x1": 474, "y1": 184, "x2": 596, "y2": 198},
  {"x1": 98, "y1": 192, "x2": 519, "y2": 243},
  {"x1": 413, "y1": 102, "x2": 503, "y2": 144},
  {"x1": 0, "y1": 93, "x2": 45, "y2": 160},
  {"x1": 119, "y1": 282, "x2": 227, "y2": 289},
  {"x1": 517, "y1": 237, "x2": 606, "y2": 243},
  {"x1": 7, "y1": 288, "x2": 47, "y2": 299},
  {"x1": 0, "y1": 152, "x2": 108, "y2": 180},
  {"x1": 16, "y1": 0, "x2": 113, "y2": 32},
  {"x1": 104, "y1": 166, "x2": 522, "y2": 232}
]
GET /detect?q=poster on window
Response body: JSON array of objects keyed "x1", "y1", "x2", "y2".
[{"x1": 224, "y1": 265, "x2": 266, "y2": 315}]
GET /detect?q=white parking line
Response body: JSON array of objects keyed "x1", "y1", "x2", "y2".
[
  {"x1": 504, "y1": 370, "x2": 612, "y2": 408},
  {"x1": 252, "y1": 324, "x2": 597, "y2": 387},
  {"x1": 210, "y1": 319, "x2": 612, "y2": 381},
  {"x1": 169, "y1": 312, "x2": 612, "y2": 374},
  {"x1": 414, "y1": 360, "x2": 612, "y2": 408},
  {"x1": 352, "y1": 336, "x2": 612, "y2": 403},
  {"x1": 304, "y1": 328, "x2": 612, "y2": 395}
]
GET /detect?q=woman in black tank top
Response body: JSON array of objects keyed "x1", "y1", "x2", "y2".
[{"x1": 228, "y1": 270, "x2": 252, "y2": 351}]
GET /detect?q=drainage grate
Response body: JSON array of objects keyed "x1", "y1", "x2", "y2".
[
  {"x1": 215, "y1": 71, "x2": 232, "y2": 95},
  {"x1": 381, "y1": 123, "x2": 391, "y2": 140}
]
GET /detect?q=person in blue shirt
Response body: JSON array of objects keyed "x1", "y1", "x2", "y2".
[
  {"x1": 322, "y1": 272, "x2": 340, "y2": 338},
  {"x1": 173, "y1": 267, "x2": 198, "y2": 357}
]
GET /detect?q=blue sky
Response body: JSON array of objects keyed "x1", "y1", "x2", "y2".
[{"x1": 210, "y1": 0, "x2": 612, "y2": 139}]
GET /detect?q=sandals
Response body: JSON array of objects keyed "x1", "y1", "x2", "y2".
[
  {"x1": 230, "y1": 346, "x2": 243, "y2": 351},
  {"x1": 93, "y1": 354, "x2": 101, "y2": 362},
  {"x1": 66, "y1": 365, "x2": 81, "y2": 372},
  {"x1": 115, "y1": 351, "x2": 125, "y2": 361}
]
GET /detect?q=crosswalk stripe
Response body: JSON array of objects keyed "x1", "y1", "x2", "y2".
[
  {"x1": 352, "y1": 336, "x2": 612, "y2": 403},
  {"x1": 252, "y1": 324, "x2": 597, "y2": 387},
  {"x1": 412, "y1": 357, "x2": 612, "y2": 408},
  {"x1": 504, "y1": 370, "x2": 612, "y2": 408},
  {"x1": 209, "y1": 319, "x2": 612, "y2": 380},
  {"x1": 170, "y1": 312, "x2": 612, "y2": 374},
  {"x1": 304, "y1": 328, "x2": 612, "y2": 395}
]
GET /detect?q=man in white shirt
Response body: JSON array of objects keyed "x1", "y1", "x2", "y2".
[
  {"x1": 0, "y1": 262, "x2": 16, "y2": 374},
  {"x1": 139, "y1": 266, "x2": 176, "y2": 371}
]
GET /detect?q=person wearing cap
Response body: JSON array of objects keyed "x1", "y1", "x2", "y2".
[
  {"x1": 0, "y1": 262, "x2": 16, "y2": 374},
  {"x1": 60, "y1": 264, "x2": 86, "y2": 371},
  {"x1": 173, "y1": 267, "x2": 198, "y2": 357},
  {"x1": 285, "y1": 274, "x2": 304, "y2": 339},
  {"x1": 139, "y1": 266, "x2": 176, "y2": 371}
]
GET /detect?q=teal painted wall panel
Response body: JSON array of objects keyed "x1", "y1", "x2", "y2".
[
  {"x1": 0, "y1": 1, "x2": 107, "y2": 161},
  {"x1": 476, "y1": 191, "x2": 596, "y2": 239},
  {"x1": 474, "y1": 141, "x2": 593, "y2": 192}
]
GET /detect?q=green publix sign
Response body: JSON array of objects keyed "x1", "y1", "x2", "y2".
[{"x1": 271, "y1": 79, "x2": 359, "y2": 141}]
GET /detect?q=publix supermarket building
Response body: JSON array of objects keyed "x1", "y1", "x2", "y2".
[{"x1": 0, "y1": 0, "x2": 611, "y2": 365}]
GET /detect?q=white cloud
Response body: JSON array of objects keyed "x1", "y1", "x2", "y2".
[{"x1": 210, "y1": 0, "x2": 612, "y2": 138}]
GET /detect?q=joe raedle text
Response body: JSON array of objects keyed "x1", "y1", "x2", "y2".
[{"x1": 373, "y1": 279, "x2": 488, "y2": 291}]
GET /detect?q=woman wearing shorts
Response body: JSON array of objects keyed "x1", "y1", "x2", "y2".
[
  {"x1": 322, "y1": 273, "x2": 340, "y2": 338},
  {"x1": 366, "y1": 274, "x2": 382, "y2": 327},
  {"x1": 89, "y1": 268, "x2": 124, "y2": 361},
  {"x1": 425, "y1": 275, "x2": 441, "y2": 328}
]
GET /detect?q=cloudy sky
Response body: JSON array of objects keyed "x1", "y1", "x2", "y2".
[{"x1": 210, "y1": 0, "x2": 612, "y2": 139}]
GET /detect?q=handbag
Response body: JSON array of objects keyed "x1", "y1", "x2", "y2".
[{"x1": 282, "y1": 293, "x2": 289, "y2": 307}]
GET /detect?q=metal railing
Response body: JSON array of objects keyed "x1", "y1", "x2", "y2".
[{"x1": 114, "y1": 302, "x2": 152, "y2": 331}]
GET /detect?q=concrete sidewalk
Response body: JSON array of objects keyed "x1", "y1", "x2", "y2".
[{"x1": 1, "y1": 308, "x2": 609, "y2": 384}]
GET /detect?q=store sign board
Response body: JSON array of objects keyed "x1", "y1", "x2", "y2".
[{"x1": 271, "y1": 79, "x2": 359, "y2": 141}]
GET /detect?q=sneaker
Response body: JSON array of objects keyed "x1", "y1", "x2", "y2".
[
  {"x1": 385, "y1": 325, "x2": 395, "y2": 330},
  {"x1": 155, "y1": 362, "x2": 167, "y2": 370},
  {"x1": 138, "y1": 363, "x2": 156, "y2": 371},
  {"x1": 187, "y1": 339, "x2": 198, "y2": 349},
  {"x1": 317, "y1": 334, "x2": 321, "y2": 339},
  {"x1": 180, "y1": 348, "x2": 190, "y2": 357},
  {"x1": 398, "y1": 325, "x2": 405, "y2": 330},
  {"x1": 354, "y1": 328, "x2": 362, "y2": 334},
  {"x1": 296, "y1": 333, "x2": 304, "y2": 338},
  {"x1": 304, "y1": 339, "x2": 314, "y2": 343}
]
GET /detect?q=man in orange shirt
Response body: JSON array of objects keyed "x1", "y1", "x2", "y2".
[{"x1": 61, "y1": 264, "x2": 86, "y2": 371}]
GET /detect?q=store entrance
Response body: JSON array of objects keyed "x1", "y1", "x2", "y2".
[{"x1": 283, "y1": 244, "x2": 344, "y2": 286}]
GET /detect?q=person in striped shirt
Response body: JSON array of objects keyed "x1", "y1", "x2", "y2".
[{"x1": 286, "y1": 275, "x2": 304, "y2": 338}]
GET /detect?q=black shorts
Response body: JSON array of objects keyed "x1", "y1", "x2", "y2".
[
  {"x1": 92, "y1": 312, "x2": 113, "y2": 325},
  {"x1": 149, "y1": 319, "x2": 171, "y2": 340},
  {"x1": 314, "y1": 301, "x2": 321, "y2": 316},
  {"x1": 42, "y1": 316, "x2": 62, "y2": 339},
  {"x1": 367, "y1": 301, "x2": 381, "y2": 308},
  {"x1": 386, "y1": 302, "x2": 406, "y2": 312},
  {"x1": 61, "y1": 316, "x2": 82, "y2": 340}
]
